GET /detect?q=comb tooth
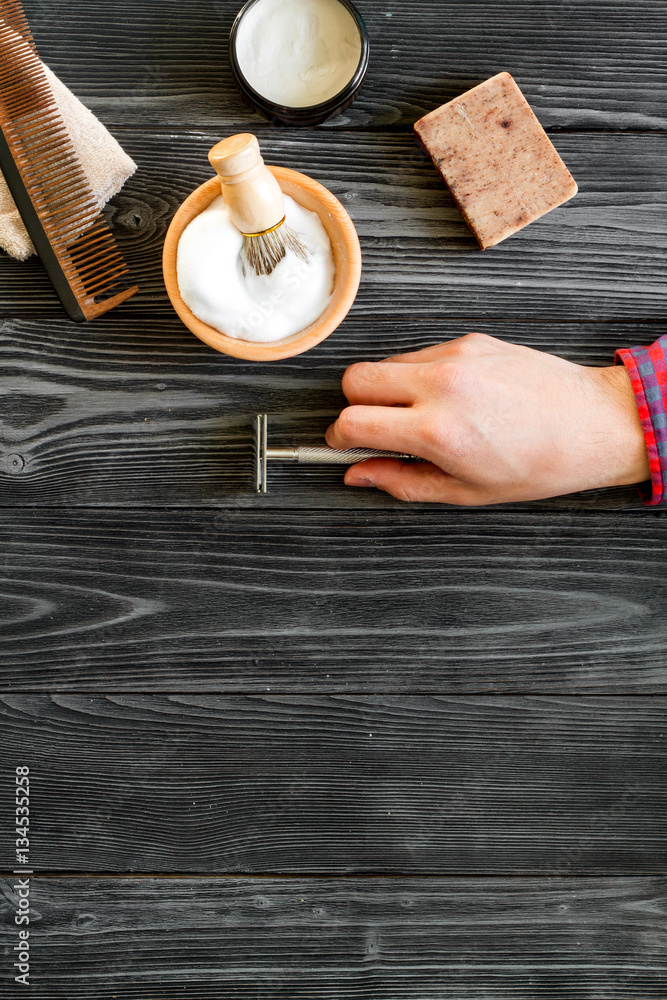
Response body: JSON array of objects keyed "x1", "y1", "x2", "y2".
[
  {"x1": 81, "y1": 241, "x2": 127, "y2": 267},
  {"x1": 34, "y1": 193, "x2": 90, "y2": 222},
  {"x1": 80, "y1": 256, "x2": 128, "y2": 282},
  {"x1": 0, "y1": 37, "x2": 34, "y2": 61},
  {"x1": 33, "y1": 130, "x2": 73, "y2": 151},
  {"x1": 79, "y1": 253, "x2": 128, "y2": 278},
  {"x1": 77, "y1": 264, "x2": 126, "y2": 289},
  {"x1": 0, "y1": 78, "x2": 45, "y2": 100},
  {"x1": 26, "y1": 162, "x2": 86, "y2": 191},
  {"x1": 4, "y1": 78, "x2": 55, "y2": 100},
  {"x1": 70, "y1": 240, "x2": 120, "y2": 274},
  {"x1": 10, "y1": 103, "x2": 59, "y2": 126},
  {"x1": 77, "y1": 260, "x2": 129, "y2": 290},
  {"x1": 50, "y1": 211, "x2": 100, "y2": 243},
  {"x1": 1, "y1": 88, "x2": 54, "y2": 116},
  {"x1": 10, "y1": 133, "x2": 77, "y2": 162},
  {"x1": 70, "y1": 226, "x2": 123, "y2": 256},
  {"x1": 24, "y1": 135, "x2": 69, "y2": 159},
  {"x1": 11, "y1": 118, "x2": 72, "y2": 143},
  {"x1": 51, "y1": 223, "x2": 99, "y2": 251},
  {"x1": 36, "y1": 176, "x2": 94, "y2": 208},
  {"x1": 66, "y1": 219, "x2": 111, "y2": 246},
  {"x1": 0, "y1": 7, "x2": 33, "y2": 32},
  {"x1": 72, "y1": 228, "x2": 123, "y2": 255},
  {"x1": 0, "y1": 0, "x2": 137, "y2": 321},
  {"x1": 10, "y1": 109, "x2": 66, "y2": 131},
  {"x1": 36, "y1": 195, "x2": 96, "y2": 230},
  {"x1": 37, "y1": 184, "x2": 91, "y2": 211},
  {"x1": 1, "y1": 61, "x2": 45, "y2": 80},
  {"x1": 29, "y1": 161, "x2": 97, "y2": 202},
  {"x1": 68, "y1": 225, "x2": 121, "y2": 261},
  {"x1": 22, "y1": 153, "x2": 74, "y2": 182},
  {"x1": 71, "y1": 249, "x2": 125, "y2": 281},
  {"x1": 53, "y1": 207, "x2": 100, "y2": 236},
  {"x1": 0, "y1": 71, "x2": 47, "y2": 99},
  {"x1": 85, "y1": 258, "x2": 129, "y2": 282},
  {"x1": 10, "y1": 88, "x2": 61, "y2": 109},
  {"x1": 0, "y1": 45, "x2": 35, "y2": 63},
  {"x1": 80, "y1": 269, "x2": 129, "y2": 296},
  {"x1": 15, "y1": 109, "x2": 68, "y2": 133},
  {"x1": 32, "y1": 157, "x2": 90, "y2": 184},
  {"x1": 0, "y1": 0, "x2": 38, "y2": 45},
  {"x1": 46, "y1": 192, "x2": 98, "y2": 220},
  {"x1": 69, "y1": 226, "x2": 116, "y2": 254},
  {"x1": 21, "y1": 138, "x2": 89, "y2": 174}
]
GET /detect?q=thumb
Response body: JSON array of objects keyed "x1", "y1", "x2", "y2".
[{"x1": 344, "y1": 459, "x2": 469, "y2": 504}]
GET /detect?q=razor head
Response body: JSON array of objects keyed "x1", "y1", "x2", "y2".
[{"x1": 254, "y1": 413, "x2": 268, "y2": 493}]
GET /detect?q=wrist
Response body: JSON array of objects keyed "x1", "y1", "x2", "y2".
[{"x1": 594, "y1": 365, "x2": 650, "y2": 487}]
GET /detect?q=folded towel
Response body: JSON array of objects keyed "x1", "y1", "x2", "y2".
[{"x1": 0, "y1": 60, "x2": 137, "y2": 261}]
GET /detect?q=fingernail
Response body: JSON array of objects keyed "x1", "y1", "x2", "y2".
[{"x1": 345, "y1": 476, "x2": 373, "y2": 488}]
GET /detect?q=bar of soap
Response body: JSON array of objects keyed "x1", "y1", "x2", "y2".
[{"x1": 414, "y1": 72, "x2": 578, "y2": 249}]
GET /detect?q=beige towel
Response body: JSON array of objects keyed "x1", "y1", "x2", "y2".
[{"x1": 0, "y1": 62, "x2": 137, "y2": 261}]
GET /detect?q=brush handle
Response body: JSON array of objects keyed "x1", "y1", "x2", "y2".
[{"x1": 208, "y1": 134, "x2": 285, "y2": 236}]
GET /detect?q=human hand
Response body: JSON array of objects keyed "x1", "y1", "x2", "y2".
[{"x1": 325, "y1": 333, "x2": 650, "y2": 505}]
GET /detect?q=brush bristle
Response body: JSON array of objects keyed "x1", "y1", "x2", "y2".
[
  {"x1": 0, "y1": 0, "x2": 137, "y2": 319},
  {"x1": 242, "y1": 222, "x2": 309, "y2": 277}
]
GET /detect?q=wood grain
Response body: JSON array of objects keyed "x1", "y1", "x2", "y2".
[
  {"x1": 0, "y1": 510, "x2": 666, "y2": 691},
  {"x1": 0, "y1": 1, "x2": 664, "y2": 994},
  {"x1": 1, "y1": 315, "x2": 664, "y2": 510},
  {"x1": 0, "y1": 694, "x2": 665, "y2": 873},
  {"x1": 1, "y1": 876, "x2": 666, "y2": 996},
  {"x1": 0, "y1": 132, "x2": 665, "y2": 321},
  {"x1": 23, "y1": 0, "x2": 667, "y2": 132}
]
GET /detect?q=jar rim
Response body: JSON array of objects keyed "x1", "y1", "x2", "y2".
[{"x1": 229, "y1": 0, "x2": 370, "y2": 120}]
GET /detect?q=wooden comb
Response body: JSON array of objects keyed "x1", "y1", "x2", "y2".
[{"x1": 0, "y1": 0, "x2": 138, "y2": 320}]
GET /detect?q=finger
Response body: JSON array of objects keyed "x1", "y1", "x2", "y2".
[
  {"x1": 344, "y1": 459, "x2": 477, "y2": 504},
  {"x1": 383, "y1": 332, "x2": 490, "y2": 365},
  {"x1": 342, "y1": 361, "x2": 419, "y2": 406},
  {"x1": 325, "y1": 404, "x2": 419, "y2": 455},
  {"x1": 382, "y1": 342, "x2": 456, "y2": 365}
]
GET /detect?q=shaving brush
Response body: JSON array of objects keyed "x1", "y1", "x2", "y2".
[{"x1": 208, "y1": 133, "x2": 309, "y2": 277}]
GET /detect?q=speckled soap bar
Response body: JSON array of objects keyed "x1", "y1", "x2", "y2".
[{"x1": 414, "y1": 72, "x2": 578, "y2": 249}]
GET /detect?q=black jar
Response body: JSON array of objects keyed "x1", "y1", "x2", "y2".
[{"x1": 229, "y1": 0, "x2": 370, "y2": 126}]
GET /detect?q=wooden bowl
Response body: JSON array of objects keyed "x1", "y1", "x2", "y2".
[{"x1": 162, "y1": 167, "x2": 362, "y2": 361}]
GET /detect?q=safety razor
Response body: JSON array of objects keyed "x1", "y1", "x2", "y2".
[{"x1": 254, "y1": 414, "x2": 419, "y2": 493}]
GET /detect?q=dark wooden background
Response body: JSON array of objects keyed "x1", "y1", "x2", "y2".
[{"x1": 1, "y1": 1, "x2": 666, "y2": 995}]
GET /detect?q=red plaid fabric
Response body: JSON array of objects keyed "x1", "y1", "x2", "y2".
[{"x1": 616, "y1": 335, "x2": 667, "y2": 505}]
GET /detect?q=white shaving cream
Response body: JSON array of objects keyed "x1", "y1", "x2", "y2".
[
  {"x1": 177, "y1": 194, "x2": 335, "y2": 343},
  {"x1": 235, "y1": 0, "x2": 362, "y2": 108}
]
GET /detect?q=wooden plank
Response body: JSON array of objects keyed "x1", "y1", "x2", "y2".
[
  {"x1": 24, "y1": 0, "x2": 667, "y2": 132},
  {"x1": 0, "y1": 132, "x2": 665, "y2": 321},
  {"x1": 0, "y1": 694, "x2": 665, "y2": 873},
  {"x1": 2, "y1": 314, "x2": 662, "y2": 371},
  {"x1": 0, "y1": 5, "x2": 663, "y2": 994},
  {"x1": 1, "y1": 509, "x2": 666, "y2": 692},
  {"x1": 0, "y1": 876, "x2": 666, "y2": 997},
  {"x1": 0, "y1": 316, "x2": 663, "y2": 510}
]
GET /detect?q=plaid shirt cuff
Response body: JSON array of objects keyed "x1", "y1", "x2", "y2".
[{"x1": 615, "y1": 335, "x2": 667, "y2": 505}]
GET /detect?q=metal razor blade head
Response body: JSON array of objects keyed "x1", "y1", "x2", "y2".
[
  {"x1": 254, "y1": 413, "x2": 421, "y2": 493},
  {"x1": 255, "y1": 413, "x2": 268, "y2": 493}
]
